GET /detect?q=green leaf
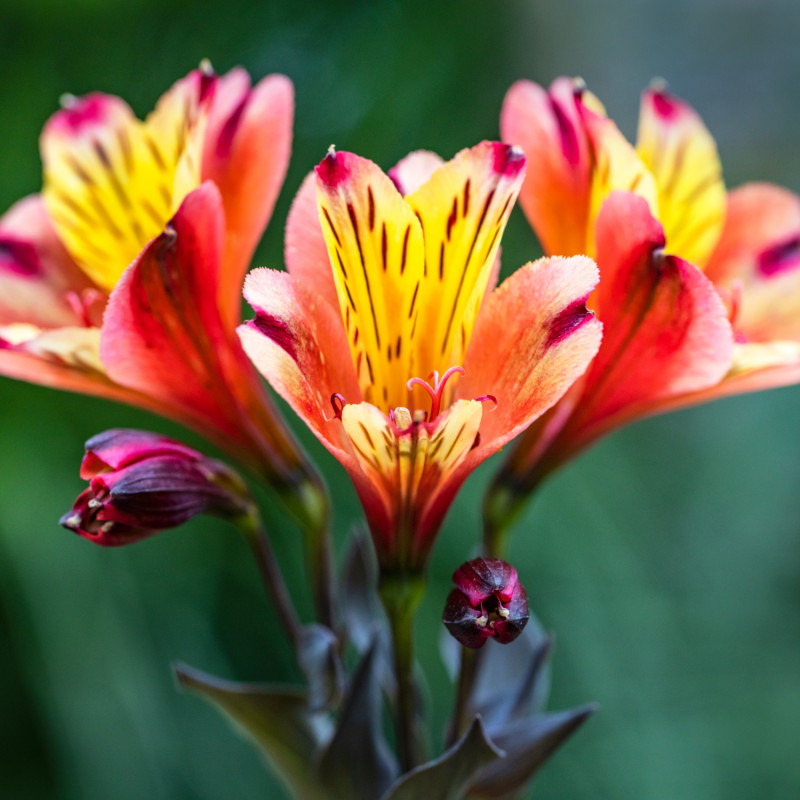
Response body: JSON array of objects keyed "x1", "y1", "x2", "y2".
[
  {"x1": 174, "y1": 662, "x2": 332, "y2": 800},
  {"x1": 340, "y1": 527, "x2": 384, "y2": 653},
  {"x1": 317, "y1": 638, "x2": 398, "y2": 799},
  {"x1": 381, "y1": 716, "x2": 503, "y2": 800},
  {"x1": 466, "y1": 705, "x2": 595, "y2": 798},
  {"x1": 468, "y1": 617, "x2": 552, "y2": 730}
]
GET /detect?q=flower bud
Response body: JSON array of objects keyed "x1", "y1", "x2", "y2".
[
  {"x1": 442, "y1": 558, "x2": 529, "y2": 649},
  {"x1": 60, "y1": 429, "x2": 252, "y2": 546}
]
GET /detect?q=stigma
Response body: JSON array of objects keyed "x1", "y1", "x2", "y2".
[{"x1": 407, "y1": 365, "x2": 465, "y2": 420}]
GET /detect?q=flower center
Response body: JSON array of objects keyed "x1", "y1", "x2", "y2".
[
  {"x1": 474, "y1": 592, "x2": 512, "y2": 633},
  {"x1": 329, "y1": 364, "x2": 495, "y2": 430}
]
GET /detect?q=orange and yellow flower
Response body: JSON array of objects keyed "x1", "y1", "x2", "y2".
[
  {"x1": 502, "y1": 77, "x2": 800, "y2": 397},
  {"x1": 239, "y1": 142, "x2": 602, "y2": 569},
  {"x1": 488, "y1": 78, "x2": 800, "y2": 526},
  {"x1": 0, "y1": 65, "x2": 319, "y2": 506}
]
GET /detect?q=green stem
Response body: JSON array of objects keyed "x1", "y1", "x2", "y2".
[
  {"x1": 379, "y1": 572, "x2": 425, "y2": 773},
  {"x1": 238, "y1": 508, "x2": 303, "y2": 649},
  {"x1": 482, "y1": 481, "x2": 523, "y2": 559},
  {"x1": 447, "y1": 645, "x2": 480, "y2": 747},
  {"x1": 303, "y1": 481, "x2": 335, "y2": 631},
  {"x1": 280, "y1": 476, "x2": 335, "y2": 631}
]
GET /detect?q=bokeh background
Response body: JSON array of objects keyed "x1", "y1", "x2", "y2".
[{"x1": 2, "y1": 0, "x2": 800, "y2": 797}]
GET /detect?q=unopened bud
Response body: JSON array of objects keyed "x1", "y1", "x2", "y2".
[
  {"x1": 61, "y1": 429, "x2": 252, "y2": 546},
  {"x1": 442, "y1": 558, "x2": 529, "y2": 649}
]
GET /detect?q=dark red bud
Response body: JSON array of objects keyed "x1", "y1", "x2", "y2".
[
  {"x1": 443, "y1": 558, "x2": 529, "y2": 649},
  {"x1": 62, "y1": 429, "x2": 251, "y2": 546}
]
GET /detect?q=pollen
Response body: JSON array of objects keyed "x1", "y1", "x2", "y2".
[{"x1": 392, "y1": 407, "x2": 413, "y2": 430}]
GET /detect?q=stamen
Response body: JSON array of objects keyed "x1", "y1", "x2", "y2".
[
  {"x1": 329, "y1": 393, "x2": 346, "y2": 420},
  {"x1": 475, "y1": 394, "x2": 497, "y2": 409}
]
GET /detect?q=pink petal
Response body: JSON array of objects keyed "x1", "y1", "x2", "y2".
[
  {"x1": 0, "y1": 195, "x2": 99, "y2": 328},
  {"x1": 239, "y1": 267, "x2": 360, "y2": 457},
  {"x1": 563, "y1": 191, "x2": 733, "y2": 451},
  {"x1": 284, "y1": 171, "x2": 340, "y2": 312},
  {"x1": 501, "y1": 78, "x2": 593, "y2": 256},
  {"x1": 388, "y1": 150, "x2": 445, "y2": 196},
  {"x1": 458, "y1": 255, "x2": 602, "y2": 453},
  {"x1": 101, "y1": 183, "x2": 300, "y2": 478},
  {"x1": 203, "y1": 72, "x2": 294, "y2": 330},
  {"x1": 705, "y1": 182, "x2": 800, "y2": 341}
]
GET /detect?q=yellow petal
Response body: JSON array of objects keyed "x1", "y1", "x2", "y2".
[
  {"x1": 636, "y1": 85, "x2": 726, "y2": 267},
  {"x1": 405, "y1": 141, "x2": 526, "y2": 384},
  {"x1": 0, "y1": 323, "x2": 104, "y2": 372},
  {"x1": 41, "y1": 73, "x2": 208, "y2": 291},
  {"x1": 580, "y1": 93, "x2": 659, "y2": 256},
  {"x1": 316, "y1": 150, "x2": 425, "y2": 411}
]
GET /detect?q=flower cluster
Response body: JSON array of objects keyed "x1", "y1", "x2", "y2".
[{"x1": 2, "y1": 63, "x2": 798, "y2": 798}]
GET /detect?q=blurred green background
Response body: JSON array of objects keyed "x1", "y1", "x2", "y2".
[{"x1": 2, "y1": 0, "x2": 800, "y2": 797}]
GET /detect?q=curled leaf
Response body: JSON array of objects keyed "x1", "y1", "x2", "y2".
[
  {"x1": 381, "y1": 716, "x2": 503, "y2": 800},
  {"x1": 174, "y1": 662, "x2": 331, "y2": 800},
  {"x1": 317, "y1": 638, "x2": 398, "y2": 799}
]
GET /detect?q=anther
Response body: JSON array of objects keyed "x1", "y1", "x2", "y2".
[
  {"x1": 475, "y1": 394, "x2": 497, "y2": 409},
  {"x1": 392, "y1": 407, "x2": 413, "y2": 431},
  {"x1": 329, "y1": 393, "x2": 346, "y2": 420}
]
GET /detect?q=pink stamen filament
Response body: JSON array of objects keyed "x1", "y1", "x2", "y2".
[{"x1": 407, "y1": 365, "x2": 465, "y2": 420}]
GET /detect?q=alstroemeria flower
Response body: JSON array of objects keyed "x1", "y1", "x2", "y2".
[
  {"x1": 501, "y1": 77, "x2": 800, "y2": 396},
  {"x1": 61, "y1": 429, "x2": 252, "y2": 546},
  {"x1": 0, "y1": 65, "x2": 320, "y2": 509},
  {"x1": 487, "y1": 78, "x2": 800, "y2": 522},
  {"x1": 239, "y1": 142, "x2": 602, "y2": 570}
]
